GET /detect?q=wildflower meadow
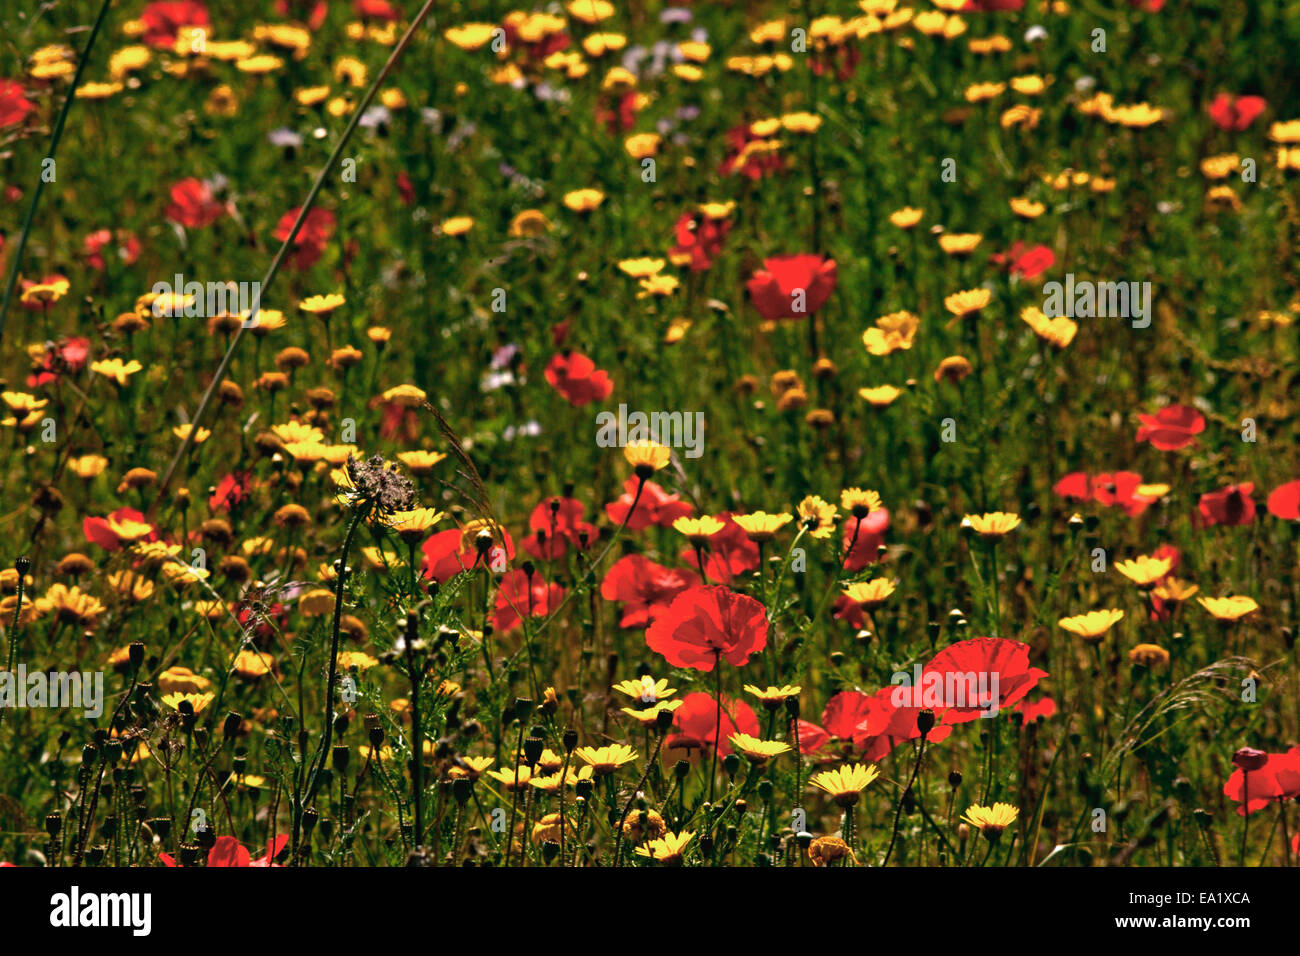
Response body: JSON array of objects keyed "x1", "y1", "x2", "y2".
[{"x1": 1, "y1": 0, "x2": 1299, "y2": 911}]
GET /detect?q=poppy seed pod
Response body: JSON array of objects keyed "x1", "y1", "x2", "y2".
[
  {"x1": 1232, "y1": 747, "x2": 1268, "y2": 772},
  {"x1": 917, "y1": 708, "x2": 936, "y2": 737},
  {"x1": 655, "y1": 706, "x2": 675, "y2": 733}
]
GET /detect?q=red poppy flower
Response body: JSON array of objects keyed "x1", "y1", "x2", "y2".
[
  {"x1": 141, "y1": 1, "x2": 209, "y2": 48},
  {"x1": 59, "y1": 337, "x2": 89, "y2": 370},
  {"x1": 720, "y1": 123, "x2": 785, "y2": 180},
  {"x1": 459, "y1": 526, "x2": 516, "y2": 573},
  {"x1": 371, "y1": 395, "x2": 420, "y2": 443},
  {"x1": 273, "y1": 207, "x2": 336, "y2": 269},
  {"x1": 645, "y1": 585, "x2": 768, "y2": 671},
  {"x1": 832, "y1": 594, "x2": 866, "y2": 629},
  {"x1": 234, "y1": 601, "x2": 286, "y2": 640},
  {"x1": 600, "y1": 554, "x2": 699, "y2": 628},
  {"x1": 746, "y1": 254, "x2": 837, "y2": 321},
  {"x1": 83, "y1": 228, "x2": 141, "y2": 271},
  {"x1": 669, "y1": 210, "x2": 731, "y2": 272},
  {"x1": 596, "y1": 91, "x2": 640, "y2": 135},
  {"x1": 27, "y1": 336, "x2": 89, "y2": 387},
  {"x1": 1266, "y1": 481, "x2": 1300, "y2": 520},
  {"x1": 1197, "y1": 483, "x2": 1255, "y2": 527},
  {"x1": 1137, "y1": 404, "x2": 1205, "y2": 451},
  {"x1": 991, "y1": 242, "x2": 1054, "y2": 279},
  {"x1": 677, "y1": 513, "x2": 759, "y2": 584},
  {"x1": 1207, "y1": 93, "x2": 1266, "y2": 131},
  {"x1": 209, "y1": 471, "x2": 252, "y2": 513},
  {"x1": 922, "y1": 637, "x2": 1048, "y2": 725},
  {"x1": 0, "y1": 80, "x2": 34, "y2": 128},
  {"x1": 1149, "y1": 542, "x2": 1178, "y2": 566},
  {"x1": 524, "y1": 495, "x2": 597, "y2": 560},
  {"x1": 492, "y1": 568, "x2": 564, "y2": 633},
  {"x1": 544, "y1": 350, "x2": 614, "y2": 406},
  {"x1": 161, "y1": 834, "x2": 287, "y2": 867},
  {"x1": 1223, "y1": 748, "x2": 1300, "y2": 816},
  {"x1": 1054, "y1": 471, "x2": 1155, "y2": 517},
  {"x1": 666, "y1": 692, "x2": 759, "y2": 756},
  {"x1": 605, "y1": 477, "x2": 693, "y2": 530},
  {"x1": 842, "y1": 508, "x2": 890, "y2": 572},
  {"x1": 83, "y1": 507, "x2": 156, "y2": 552},
  {"x1": 870, "y1": 684, "x2": 954, "y2": 754},
  {"x1": 164, "y1": 178, "x2": 227, "y2": 229},
  {"x1": 421, "y1": 529, "x2": 469, "y2": 583},
  {"x1": 792, "y1": 718, "x2": 831, "y2": 755},
  {"x1": 821, "y1": 690, "x2": 891, "y2": 747},
  {"x1": 1094, "y1": 473, "x2": 1155, "y2": 515},
  {"x1": 355, "y1": 0, "x2": 400, "y2": 21}
]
